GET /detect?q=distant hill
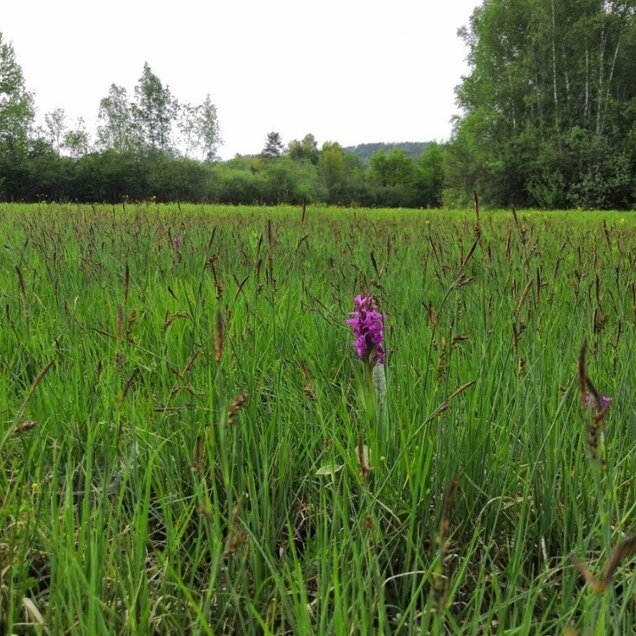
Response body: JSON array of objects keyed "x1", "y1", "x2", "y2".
[{"x1": 344, "y1": 142, "x2": 430, "y2": 164}]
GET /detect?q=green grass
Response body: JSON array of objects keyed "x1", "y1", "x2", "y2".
[{"x1": 1, "y1": 203, "x2": 636, "y2": 634}]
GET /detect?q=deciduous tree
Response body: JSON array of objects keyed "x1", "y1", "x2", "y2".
[
  {"x1": 195, "y1": 95, "x2": 221, "y2": 162},
  {"x1": 63, "y1": 117, "x2": 91, "y2": 158},
  {"x1": 44, "y1": 108, "x2": 67, "y2": 154},
  {"x1": 133, "y1": 62, "x2": 178, "y2": 152},
  {"x1": 97, "y1": 84, "x2": 137, "y2": 152},
  {"x1": 449, "y1": 0, "x2": 636, "y2": 208},
  {"x1": 288, "y1": 133, "x2": 319, "y2": 164},
  {"x1": 0, "y1": 33, "x2": 33, "y2": 151}
]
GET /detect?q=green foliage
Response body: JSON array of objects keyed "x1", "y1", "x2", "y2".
[
  {"x1": 178, "y1": 95, "x2": 221, "y2": 161},
  {"x1": 133, "y1": 62, "x2": 179, "y2": 152},
  {"x1": 319, "y1": 141, "x2": 347, "y2": 202},
  {"x1": 0, "y1": 33, "x2": 34, "y2": 201},
  {"x1": 1, "y1": 138, "x2": 444, "y2": 207},
  {"x1": 96, "y1": 67, "x2": 220, "y2": 162},
  {"x1": 345, "y1": 141, "x2": 430, "y2": 165},
  {"x1": 365, "y1": 150, "x2": 414, "y2": 207},
  {"x1": 368, "y1": 149, "x2": 415, "y2": 188},
  {"x1": 260, "y1": 157, "x2": 324, "y2": 204},
  {"x1": 315, "y1": 142, "x2": 366, "y2": 205},
  {"x1": 0, "y1": 33, "x2": 33, "y2": 151},
  {"x1": 3, "y1": 17, "x2": 636, "y2": 209},
  {"x1": 43, "y1": 108, "x2": 67, "y2": 154},
  {"x1": 448, "y1": 0, "x2": 636, "y2": 209},
  {"x1": 63, "y1": 117, "x2": 90, "y2": 158},
  {"x1": 195, "y1": 95, "x2": 222, "y2": 162},
  {"x1": 415, "y1": 143, "x2": 446, "y2": 207},
  {"x1": 97, "y1": 83, "x2": 137, "y2": 153},
  {"x1": 287, "y1": 133, "x2": 319, "y2": 164},
  {"x1": 563, "y1": 127, "x2": 633, "y2": 209}
]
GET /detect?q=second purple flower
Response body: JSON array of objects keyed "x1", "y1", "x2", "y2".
[{"x1": 583, "y1": 393, "x2": 612, "y2": 411}]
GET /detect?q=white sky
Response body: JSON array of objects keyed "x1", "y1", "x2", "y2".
[{"x1": 3, "y1": 0, "x2": 480, "y2": 159}]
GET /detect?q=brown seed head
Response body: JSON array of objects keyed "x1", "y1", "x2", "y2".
[
  {"x1": 214, "y1": 309, "x2": 225, "y2": 362},
  {"x1": 227, "y1": 393, "x2": 249, "y2": 426}
]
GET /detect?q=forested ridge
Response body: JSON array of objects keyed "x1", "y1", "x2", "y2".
[
  {"x1": 344, "y1": 142, "x2": 430, "y2": 165},
  {"x1": 0, "y1": 0, "x2": 634, "y2": 208}
]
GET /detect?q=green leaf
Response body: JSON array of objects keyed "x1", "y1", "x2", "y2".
[{"x1": 315, "y1": 464, "x2": 343, "y2": 477}]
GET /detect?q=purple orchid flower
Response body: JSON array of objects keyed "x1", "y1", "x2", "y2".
[{"x1": 346, "y1": 294, "x2": 385, "y2": 365}]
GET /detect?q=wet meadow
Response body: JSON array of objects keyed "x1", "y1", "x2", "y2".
[{"x1": 1, "y1": 203, "x2": 636, "y2": 634}]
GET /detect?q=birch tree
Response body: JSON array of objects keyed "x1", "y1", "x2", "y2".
[
  {"x1": 0, "y1": 33, "x2": 34, "y2": 150},
  {"x1": 448, "y1": 0, "x2": 635, "y2": 208},
  {"x1": 133, "y1": 63, "x2": 178, "y2": 152}
]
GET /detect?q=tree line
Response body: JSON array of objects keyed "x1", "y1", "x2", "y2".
[
  {"x1": 0, "y1": 0, "x2": 634, "y2": 209},
  {"x1": 0, "y1": 32, "x2": 443, "y2": 206},
  {"x1": 448, "y1": 0, "x2": 636, "y2": 209}
]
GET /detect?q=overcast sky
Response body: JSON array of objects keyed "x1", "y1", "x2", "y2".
[{"x1": 3, "y1": 0, "x2": 480, "y2": 159}]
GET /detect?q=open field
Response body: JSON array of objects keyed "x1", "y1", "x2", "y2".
[{"x1": 1, "y1": 203, "x2": 636, "y2": 634}]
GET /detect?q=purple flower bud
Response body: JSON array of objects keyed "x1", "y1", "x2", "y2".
[
  {"x1": 346, "y1": 294, "x2": 385, "y2": 365},
  {"x1": 172, "y1": 235, "x2": 183, "y2": 249}
]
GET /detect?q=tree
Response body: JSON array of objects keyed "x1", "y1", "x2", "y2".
[
  {"x1": 366, "y1": 149, "x2": 417, "y2": 207},
  {"x1": 132, "y1": 62, "x2": 178, "y2": 152},
  {"x1": 319, "y1": 141, "x2": 346, "y2": 201},
  {"x1": 63, "y1": 117, "x2": 91, "y2": 158},
  {"x1": 178, "y1": 96, "x2": 221, "y2": 161},
  {"x1": 177, "y1": 101, "x2": 199, "y2": 159},
  {"x1": 415, "y1": 143, "x2": 445, "y2": 207},
  {"x1": 346, "y1": 142, "x2": 429, "y2": 165},
  {"x1": 448, "y1": 0, "x2": 636, "y2": 208},
  {"x1": 261, "y1": 131, "x2": 283, "y2": 158},
  {"x1": 0, "y1": 33, "x2": 34, "y2": 151},
  {"x1": 44, "y1": 108, "x2": 67, "y2": 154},
  {"x1": 316, "y1": 142, "x2": 366, "y2": 204},
  {"x1": 97, "y1": 83, "x2": 137, "y2": 152},
  {"x1": 368, "y1": 149, "x2": 415, "y2": 188},
  {"x1": 288, "y1": 133, "x2": 319, "y2": 164},
  {"x1": 0, "y1": 33, "x2": 35, "y2": 199},
  {"x1": 197, "y1": 95, "x2": 221, "y2": 162}
]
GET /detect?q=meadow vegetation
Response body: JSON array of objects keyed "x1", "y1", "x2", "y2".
[{"x1": 1, "y1": 203, "x2": 636, "y2": 633}]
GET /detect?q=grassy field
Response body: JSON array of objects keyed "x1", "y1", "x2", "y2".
[{"x1": 1, "y1": 203, "x2": 635, "y2": 634}]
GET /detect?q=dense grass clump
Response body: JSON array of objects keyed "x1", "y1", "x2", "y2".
[{"x1": 1, "y1": 203, "x2": 635, "y2": 634}]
